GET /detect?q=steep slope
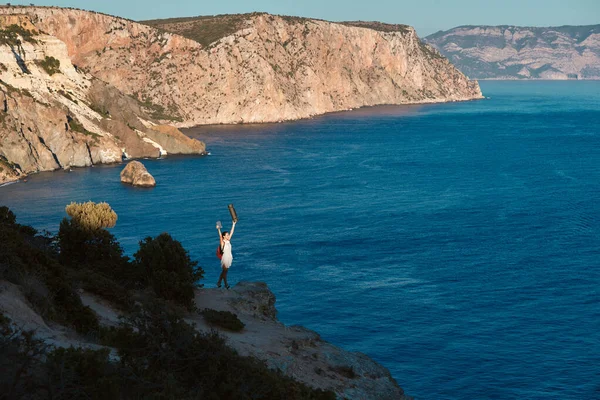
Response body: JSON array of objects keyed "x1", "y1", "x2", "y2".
[
  {"x1": 0, "y1": 14, "x2": 205, "y2": 184},
  {"x1": 425, "y1": 25, "x2": 600, "y2": 79},
  {"x1": 0, "y1": 6, "x2": 481, "y2": 129}
]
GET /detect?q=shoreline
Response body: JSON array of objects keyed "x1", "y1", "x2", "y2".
[
  {"x1": 1, "y1": 98, "x2": 479, "y2": 185},
  {"x1": 175, "y1": 95, "x2": 485, "y2": 129}
]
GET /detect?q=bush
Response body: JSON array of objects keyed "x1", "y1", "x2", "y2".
[
  {"x1": 201, "y1": 308, "x2": 245, "y2": 331},
  {"x1": 103, "y1": 302, "x2": 336, "y2": 399},
  {"x1": 0, "y1": 208, "x2": 99, "y2": 335},
  {"x1": 36, "y1": 55, "x2": 60, "y2": 75},
  {"x1": 65, "y1": 201, "x2": 117, "y2": 230},
  {"x1": 0, "y1": 205, "x2": 16, "y2": 225},
  {"x1": 1, "y1": 315, "x2": 126, "y2": 399},
  {"x1": 133, "y1": 233, "x2": 204, "y2": 309},
  {"x1": 0, "y1": 314, "x2": 49, "y2": 399},
  {"x1": 45, "y1": 347, "x2": 124, "y2": 398},
  {"x1": 58, "y1": 218, "x2": 131, "y2": 282},
  {"x1": 70, "y1": 268, "x2": 134, "y2": 311}
]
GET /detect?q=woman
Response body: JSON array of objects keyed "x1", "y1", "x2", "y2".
[{"x1": 217, "y1": 220, "x2": 236, "y2": 289}]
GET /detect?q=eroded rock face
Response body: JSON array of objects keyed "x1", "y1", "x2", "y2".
[
  {"x1": 120, "y1": 160, "x2": 155, "y2": 187},
  {"x1": 193, "y1": 281, "x2": 412, "y2": 400},
  {"x1": 0, "y1": 7, "x2": 482, "y2": 128},
  {"x1": 425, "y1": 25, "x2": 600, "y2": 79},
  {"x1": 145, "y1": 125, "x2": 206, "y2": 155},
  {"x1": 0, "y1": 14, "x2": 205, "y2": 184},
  {"x1": 227, "y1": 282, "x2": 278, "y2": 321}
]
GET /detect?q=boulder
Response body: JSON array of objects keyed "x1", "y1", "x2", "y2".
[
  {"x1": 145, "y1": 125, "x2": 206, "y2": 155},
  {"x1": 120, "y1": 161, "x2": 155, "y2": 187}
]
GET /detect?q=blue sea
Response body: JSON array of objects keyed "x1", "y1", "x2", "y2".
[{"x1": 1, "y1": 81, "x2": 599, "y2": 399}]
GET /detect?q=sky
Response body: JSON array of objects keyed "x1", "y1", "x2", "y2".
[{"x1": 7, "y1": 0, "x2": 600, "y2": 37}]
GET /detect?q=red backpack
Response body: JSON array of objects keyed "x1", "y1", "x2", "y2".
[{"x1": 216, "y1": 245, "x2": 223, "y2": 260}]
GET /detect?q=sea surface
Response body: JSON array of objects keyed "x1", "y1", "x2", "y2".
[{"x1": 1, "y1": 81, "x2": 599, "y2": 399}]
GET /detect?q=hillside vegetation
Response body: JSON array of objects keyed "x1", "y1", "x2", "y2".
[
  {"x1": 142, "y1": 13, "x2": 261, "y2": 47},
  {"x1": 0, "y1": 204, "x2": 335, "y2": 399}
]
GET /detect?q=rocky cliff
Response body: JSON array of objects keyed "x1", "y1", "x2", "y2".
[
  {"x1": 0, "y1": 12, "x2": 205, "y2": 184},
  {"x1": 0, "y1": 279, "x2": 411, "y2": 399},
  {"x1": 425, "y1": 25, "x2": 600, "y2": 79},
  {"x1": 0, "y1": 6, "x2": 481, "y2": 130}
]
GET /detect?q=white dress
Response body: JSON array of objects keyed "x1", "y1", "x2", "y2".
[{"x1": 221, "y1": 239, "x2": 233, "y2": 268}]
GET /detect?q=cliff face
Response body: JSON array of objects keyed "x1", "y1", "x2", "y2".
[
  {"x1": 425, "y1": 25, "x2": 600, "y2": 79},
  {"x1": 0, "y1": 7, "x2": 481, "y2": 129},
  {"x1": 0, "y1": 12, "x2": 205, "y2": 184}
]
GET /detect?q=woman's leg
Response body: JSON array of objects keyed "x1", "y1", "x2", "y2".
[
  {"x1": 217, "y1": 266, "x2": 226, "y2": 287},
  {"x1": 222, "y1": 267, "x2": 229, "y2": 288}
]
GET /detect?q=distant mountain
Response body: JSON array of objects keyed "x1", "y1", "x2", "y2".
[{"x1": 425, "y1": 25, "x2": 600, "y2": 79}]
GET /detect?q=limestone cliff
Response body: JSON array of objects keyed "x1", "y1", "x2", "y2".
[
  {"x1": 0, "y1": 6, "x2": 482, "y2": 129},
  {"x1": 0, "y1": 13, "x2": 205, "y2": 184},
  {"x1": 425, "y1": 25, "x2": 600, "y2": 79}
]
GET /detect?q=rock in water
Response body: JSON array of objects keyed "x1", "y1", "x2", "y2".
[{"x1": 120, "y1": 161, "x2": 156, "y2": 187}]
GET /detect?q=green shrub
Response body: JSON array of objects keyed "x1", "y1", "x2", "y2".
[
  {"x1": 70, "y1": 268, "x2": 134, "y2": 311},
  {"x1": 0, "y1": 205, "x2": 16, "y2": 224},
  {"x1": 0, "y1": 314, "x2": 49, "y2": 399},
  {"x1": 58, "y1": 218, "x2": 131, "y2": 283},
  {"x1": 45, "y1": 347, "x2": 124, "y2": 398},
  {"x1": 201, "y1": 308, "x2": 245, "y2": 331},
  {"x1": 103, "y1": 302, "x2": 336, "y2": 399},
  {"x1": 0, "y1": 24, "x2": 38, "y2": 47},
  {"x1": 133, "y1": 233, "x2": 204, "y2": 309},
  {"x1": 0, "y1": 208, "x2": 99, "y2": 335},
  {"x1": 36, "y1": 55, "x2": 60, "y2": 75},
  {"x1": 58, "y1": 202, "x2": 132, "y2": 289}
]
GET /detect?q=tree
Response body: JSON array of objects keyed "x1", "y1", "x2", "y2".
[
  {"x1": 58, "y1": 202, "x2": 131, "y2": 286},
  {"x1": 133, "y1": 233, "x2": 204, "y2": 309},
  {"x1": 65, "y1": 201, "x2": 117, "y2": 230}
]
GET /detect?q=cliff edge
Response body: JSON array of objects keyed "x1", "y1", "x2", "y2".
[
  {"x1": 0, "y1": 279, "x2": 411, "y2": 399},
  {"x1": 0, "y1": 6, "x2": 482, "y2": 129}
]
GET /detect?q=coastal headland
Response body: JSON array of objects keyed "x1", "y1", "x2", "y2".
[
  {"x1": 0, "y1": 204, "x2": 411, "y2": 398},
  {"x1": 0, "y1": 5, "x2": 481, "y2": 184}
]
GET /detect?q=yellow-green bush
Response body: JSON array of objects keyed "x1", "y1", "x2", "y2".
[{"x1": 65, "y1": 201, "x2": 117, "y2": 230}]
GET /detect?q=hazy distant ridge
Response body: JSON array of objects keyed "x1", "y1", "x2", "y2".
[{"x1": 425, "y1": 24, "x2": 600, "y2": 79}]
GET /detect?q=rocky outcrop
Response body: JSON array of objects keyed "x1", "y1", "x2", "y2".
[
  {"x1": 0, "y1": 278, "x2": 411, "y2": 399},
  {"x1": 193, "y1": 282, "x2": 411, "y2": 399},
  {"x1": 425, "y1": 25, "x2": 600, "y2": 79},
  {"x1": 0, "y1": 13, "x2": 205, "y2": 184},
  {"x1": 120, "y1": 160, "x2": 155, "y2": 187},
  {"x1": 0, "y1": 6, "x2": 481, "y2": 129}
]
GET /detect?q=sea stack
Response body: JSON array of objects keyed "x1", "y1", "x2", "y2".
[{"x1": 120, "y1": 161, "x2": 156, "y2": 187}]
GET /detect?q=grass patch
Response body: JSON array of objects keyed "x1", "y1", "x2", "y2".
[
  {"x1": 142, "y1": 13, "x2": 262, "y2": 48},
  {"x1": 68, "y1": 117, "x2": 100, "y2": 139},
  {"x1": 139, "y1": 98, "x2": 183, "y2": 122},
  {"x1": 340, "y1": 21, "x2": 412, "y2": 34}
]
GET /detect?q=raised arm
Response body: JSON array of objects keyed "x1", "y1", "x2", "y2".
[
  {"x1": 229, "y1": 221, "x2": 236, "y2": 239},
  {"x1": 217, "y1": 226, "x2": 223, "y2": 247}
]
